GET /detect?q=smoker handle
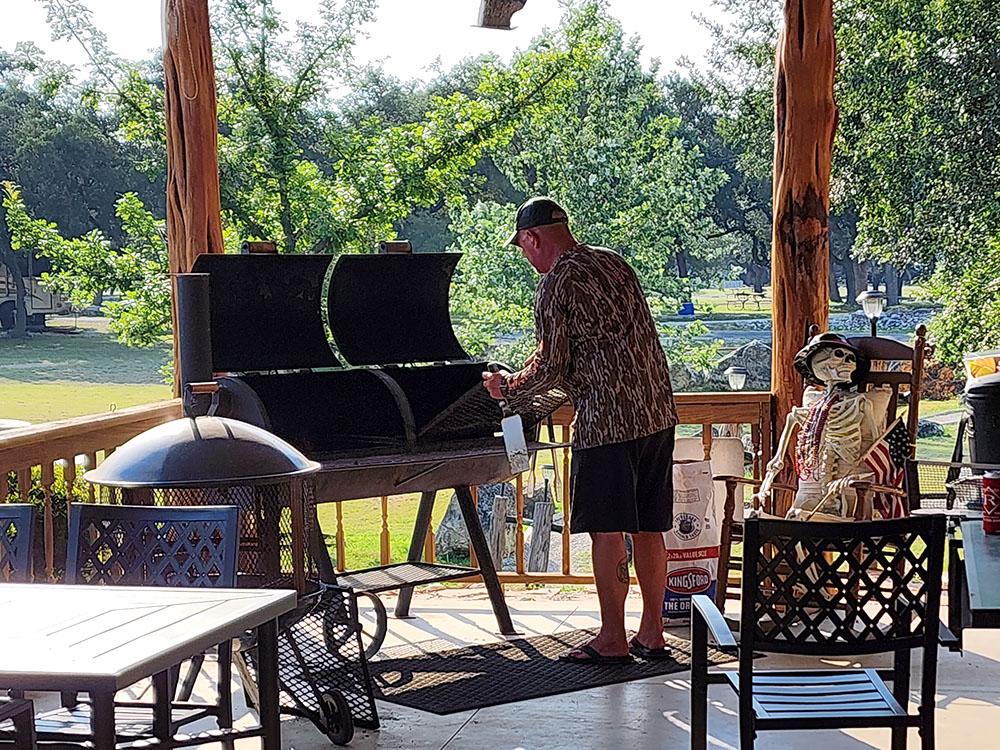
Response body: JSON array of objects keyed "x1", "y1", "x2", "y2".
[
  {"x1": 486, "y1": 364, "x2": 513, "y2": 417},
  {"x1": 187, "y1": 381, "x2": 220, "y2": 394}
]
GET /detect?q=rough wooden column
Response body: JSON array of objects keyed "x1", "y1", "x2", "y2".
[
  {"x1": 771, "y1": 0, "x2": 837, "y2": 429},
  {"x1": 163, "y1": 0, "x2": 224, "y2": 389}
]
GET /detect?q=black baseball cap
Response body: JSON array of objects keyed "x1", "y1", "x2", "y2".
[{"x1": 507, "y1": 197, "x2": 569, "y2": 245}]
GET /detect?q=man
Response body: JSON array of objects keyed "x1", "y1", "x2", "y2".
[{"x1": 482, "y1": 197, "x2": 678, "y2": 663}]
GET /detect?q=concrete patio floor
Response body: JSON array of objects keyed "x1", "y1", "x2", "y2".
[
  {"x1": 22, "y1": 585, "x2": 1000, "y2": 748},
  {"x1": 275, "y1": 586, "x2": 1000, "y2": 750}
]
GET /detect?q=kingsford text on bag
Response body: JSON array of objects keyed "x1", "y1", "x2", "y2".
[{"x1": 661, "y1": 459, "x2": 720, "y2": 622}]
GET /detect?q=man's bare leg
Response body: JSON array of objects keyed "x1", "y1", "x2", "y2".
[
  {"x1": 631, "y1": 531, "x2": 668, "y2": 650},
  {"x1": 581, "y1": 531, "x2": 630, "y2": 656}
]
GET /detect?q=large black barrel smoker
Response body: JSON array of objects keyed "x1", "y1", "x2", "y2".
[{"x1": 83, "y1": 279, "x2": 378, "y2": 744}]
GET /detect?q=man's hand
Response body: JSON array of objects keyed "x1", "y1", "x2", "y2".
[{"x1": 482, "y1": 371, "x2": 506, "y2": 400}]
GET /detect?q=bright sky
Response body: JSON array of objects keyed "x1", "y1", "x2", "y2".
[{"x1": 1, "y1": 1, "x2": 716, "y2": 81}]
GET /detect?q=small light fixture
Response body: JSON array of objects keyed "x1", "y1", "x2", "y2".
[
  {"x1": 725, "y1": 366, "x2": 748, "y2": 391},
  {"x1": 856, "y1": 289, "x2": 886, "y2": 337},
  {"x1": 477, "y1": 0, "x2": 526, "y2": 29}
]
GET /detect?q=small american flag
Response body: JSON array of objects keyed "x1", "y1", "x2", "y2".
[{"x1": 862, "y1": 418, "x2": 910, "y2": 518}]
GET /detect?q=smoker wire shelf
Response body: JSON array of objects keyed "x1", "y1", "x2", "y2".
[
  {"x1": 239, "y1": 586, "x2": 379, "y2": 745},
  {"x1": 330, "y1": 561, "x2": 476, "y2": 594}
]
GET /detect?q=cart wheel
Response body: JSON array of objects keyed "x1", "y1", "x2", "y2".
[
  {"x1": 356, "y1": 591, "x2": 388, "y2": 659},
  {"x1": 321, "y1": 690, "x2": 355, "y2": 746},
  {"x1": 323, "y1": 592, "x2": 387, "y2": 660}
]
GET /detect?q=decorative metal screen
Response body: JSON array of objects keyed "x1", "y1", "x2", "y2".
[
  {"x1": 0, "y1": 503, "x2": 34, "y2": 582},
  {"x1": 99, "y1": 480, "x2": 316, "y2": 590},
  {"x1": 66, "y1": 504, "x2": 239, "y2": 587},
  {"x1": 742, "y1": 515, "x2": 946, "y2": 656}
]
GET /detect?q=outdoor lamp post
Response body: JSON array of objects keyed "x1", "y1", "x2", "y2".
[
  {"x1": 721, "y1": 366, "x2": 748, "y2": 438},
  {"x1": 725, "y1": 366, "x2": 749, "y2": 392},
  {"x1": 856, "y1": 289, "x2": 887, "y2": 337}
]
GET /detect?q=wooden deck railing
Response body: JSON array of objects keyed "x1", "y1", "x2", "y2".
[
  {"x1": 325, "y1": 391, "x2": 773, "y2": 585},
  {"x1": 1, "y1": 391, "x2": 772, "y2": 586},
  {"x1": 0, "y1": 400, "x2": 183, "y2": 578}
]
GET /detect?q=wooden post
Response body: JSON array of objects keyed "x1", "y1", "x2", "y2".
[
  {"x1": 770, "y1": 0, "x2": 837, "y2": 428},
  {"x1": 163, "y1": 0, "x2": 225, "y2": 390}
]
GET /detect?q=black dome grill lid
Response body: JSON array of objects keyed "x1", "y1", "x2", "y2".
[
  {"x1": 327, "y1": 252, "x2": 469, "y2": 367},
  {"x1": 84, "y1": 416, "x2": 320, "y2": 488}
]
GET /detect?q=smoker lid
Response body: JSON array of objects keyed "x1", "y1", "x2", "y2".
[
  {"x1": 327, "y1": 253, "x2": 470, "y2": 366},
  {"x1": 191, "y1": 254, "x2": 340, "y2": 372},
  {"x1": 84, "y1": 417, "x2": 320, "y2": 488}
]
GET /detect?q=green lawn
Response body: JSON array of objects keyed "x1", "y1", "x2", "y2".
[
  {"x1": 689, "y1": 284, "x2": 935, "y2": 319},
  {"x1": 0, "y1": 317, "x2": 171, "y2": 423},
  {"x1": 315, "y1": 494, "x2": 455, "y2": 571},
  {"x1": 0, "y1": 380, "x2": 172, "y2": 422}
]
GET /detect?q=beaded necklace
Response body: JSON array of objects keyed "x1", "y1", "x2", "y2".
[{"x1": 794, "y1": 388, "x2": 843, "y2": 481}]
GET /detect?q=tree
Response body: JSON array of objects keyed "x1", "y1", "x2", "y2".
[
  {"x1": 0, "y1": 42, "x2": 162, "y2": 337},
  {"x1": 484, "y1": 2, "x2": 723, "y2": 304},
  {"x1": 663, "y1": 74, "x2": 772, "y2": 292},
  {"x1": 3, "y1": 183, "x2": 171, "y2": 350}
]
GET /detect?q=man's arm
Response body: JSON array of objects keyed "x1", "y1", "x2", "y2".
[{"x1": 492, "y1": 278, "x2": 571, "y2": 400}]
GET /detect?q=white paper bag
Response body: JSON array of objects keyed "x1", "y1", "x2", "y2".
[{"x1": 662, "y1": 459, "x2": 720, "y2": 623}]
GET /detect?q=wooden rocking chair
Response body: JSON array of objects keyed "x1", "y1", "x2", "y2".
[{"x1": 713, "y1": 325, "x2": 932, "y2": 608}]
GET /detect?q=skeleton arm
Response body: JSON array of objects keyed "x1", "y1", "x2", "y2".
[{"x1": 756, "y1": 405, "x2": 808, "y2": 502}]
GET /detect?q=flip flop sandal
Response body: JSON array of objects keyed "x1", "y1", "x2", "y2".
[
  {"x1": 558, "y1": 643, "x2": 634, "y2": 665},
  {"x1": 628, "y1": 637, "x2": 674, "y2": 661}
]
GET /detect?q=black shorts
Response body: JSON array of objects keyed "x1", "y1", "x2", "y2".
[{"x1": 569, "y1": 427, "x2": 675, "y2": 534}]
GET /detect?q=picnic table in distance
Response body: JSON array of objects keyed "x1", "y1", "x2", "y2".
[{"x1": 722, "y1": 280, "x2": 770, "y2": 311}]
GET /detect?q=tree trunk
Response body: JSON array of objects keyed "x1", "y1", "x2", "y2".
[
  {"x1": 843, "y1": 255, "x2": 858, "y2": 303},
  {"x1": 884, "y1": 263, "x2": 901, "y2": 305},
  {"x1": 675, "y1": 247, "x2": 692, "y2": 303},
  {"x1": 851, "y1": 258, "x2": 870, "y2": 305},
  {"x1": 163, "y1": 0, "x2": 225, "y2": 390},
  {"x1": 828, "y1": 262, "x2": 842, "y2": 302},
  {"x1": 771, "y1": 0, "x2": 837, "y2": 435},
  {"x1": 278, "y1": 183, "x2": 297, "y2": 254},
  {"x1": 0, "y1": 213, "x2": 27, "y2": 339}
]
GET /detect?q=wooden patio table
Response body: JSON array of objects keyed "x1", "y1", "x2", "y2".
[{"x1": 0, "y1": 583, "x2": 296, "y2": 749}]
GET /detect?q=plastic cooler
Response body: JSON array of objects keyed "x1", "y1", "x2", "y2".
[{"x1": 966, "y1": 372, "x2": 1000, "y2": 465}]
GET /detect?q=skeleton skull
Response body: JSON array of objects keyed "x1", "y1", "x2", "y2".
[{"x1": 810, "y1": 346, "x2": 858, "y2": 386}]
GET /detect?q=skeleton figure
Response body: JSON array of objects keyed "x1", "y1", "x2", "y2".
[{"x1": 757, "y1": 333, "x2": 882, "y2": 520}]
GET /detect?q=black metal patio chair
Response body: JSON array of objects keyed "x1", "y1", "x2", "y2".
[
  {"x1": 0, "y1": 504, "x2": 34, "y2": 583},
  {"x1": 61, "y1": 503, "x2": 240, "y2": 739},
  {"x1": 691, "y1": 514, "x2": 947, "y2": 750}
]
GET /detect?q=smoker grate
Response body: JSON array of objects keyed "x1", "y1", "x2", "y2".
[
  {"x1": 419, "y1": 381, "x2": 567, "y2": 442},
  {"x1": 240, "y1": 586, "x2": 379, "y2": 733},
  {"x1": 332, "y1": 561, "x2": 475, "y2": 594},
  {"x1": 102, "y1": 481, "x2": 317, "y2": 590}
]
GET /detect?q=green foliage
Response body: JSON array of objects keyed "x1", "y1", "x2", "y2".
[
  {"x1": 3, "y1": 183, "x2": 170, "y2": 349},
  {"x1": 448, "y1": 200, "x2": 536, "y2": 363},
  {"x1": 927, "y1": 235, "x2": 1000, "y2": 367},
  {"x1": 659, "y1": 321, "x2": 725, "y2": 375},
  {"x1": 485, "y1": 1, "x2": 724, "y2": 300}
]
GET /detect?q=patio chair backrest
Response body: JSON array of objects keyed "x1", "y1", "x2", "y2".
[
  {"x1": 0, "y1": 503, "x2": 35, "y2": 582},
  {"x1": 740, "y1": 515, "x2": 945, "y2": 657},
  {"x1": 66, "y1": 503, "x2": 240, "y2": 588}
]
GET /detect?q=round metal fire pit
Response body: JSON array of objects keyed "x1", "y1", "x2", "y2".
[{"x1": 85, "y1": 415, "x2": 320, "y2": 591}]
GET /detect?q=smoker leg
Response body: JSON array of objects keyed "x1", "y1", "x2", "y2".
[
  {"x1": 454, "y1": 485, "x2": 517, "y2": 636},
  {"x1": 394, "y1": 490, "x2": 437, "y2": 619}
]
